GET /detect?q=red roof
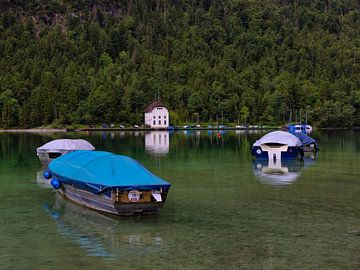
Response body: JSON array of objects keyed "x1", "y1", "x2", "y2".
[{"x1": 143, "y1": 101, "x2": 167, "y2": 113}]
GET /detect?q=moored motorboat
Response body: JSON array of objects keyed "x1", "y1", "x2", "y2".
[
  {"x1": 45, "y1": 150, "x2": 170, "y2": 215},
  {"x1": 292, "y1": 132, "x2": 319, "y2": 152},
  {"x1": 252, "y1": 131, "x2": 303, "y2": 160},
  {"x1": 37, "y1": 139, "x2": 95, "y2": 165},
  {"x1": 287, "y1": 123, "x2": 313, "y2": 134}
]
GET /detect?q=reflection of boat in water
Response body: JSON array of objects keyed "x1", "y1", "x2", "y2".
[
  {"x1": 253, "y1": 155, "x2": 316, "y2": 187},
  {"x1": 183, "y1": 130, "x2": 201, "y2": 136},
  {"x1": 36, "y1": 139, "x2": 95, "y2": 165},
  {"x1": 145, "y1": 131, "x2": 170, "y2": 156},
  {"x1": 44, "y1": 193, "x2": 164, "y2": 259}
]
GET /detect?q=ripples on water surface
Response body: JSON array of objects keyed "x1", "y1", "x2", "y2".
[{"x1": 0, "y1": 130, "x2": 360, "y2": 269}]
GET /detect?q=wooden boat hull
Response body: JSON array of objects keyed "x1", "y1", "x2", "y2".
[{"x1": 59, "y1": 183, "x2": 168, "y2": 216}]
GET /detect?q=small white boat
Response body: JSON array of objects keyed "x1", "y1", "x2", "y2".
[{"x1": 36, "y1": 139, "x2": 95, "y2": 165}]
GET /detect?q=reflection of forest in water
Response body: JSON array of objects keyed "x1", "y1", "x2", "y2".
[
  {"x1": 44, "y1": 194, "x2": 164, "y2": 259},
  {"x1": 7, "y1": 129, "x2": 359, "y2": 164}
]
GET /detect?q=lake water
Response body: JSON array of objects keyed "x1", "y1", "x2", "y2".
[{"x1": 0, "y1": 130, "x2": 359, "y2": 269}]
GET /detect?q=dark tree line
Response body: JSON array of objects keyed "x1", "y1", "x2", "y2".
[{"x1": 1, "y1": 0, "x2": 360, "y2": 128}]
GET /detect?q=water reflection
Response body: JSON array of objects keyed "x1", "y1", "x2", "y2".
[
  {"x1": 253, "y1": 155, "x2": 317, "y2": 187},
  {"x1": 3, "y1": 130, "x2": 360, "y2": 269},
  {"x1": 44, "y1": 194, "x2": 164, "y2": 259},
  {"x1": 235, "y1": 130, "x2": 246, "y2": 135},
  {"x1": 36, "y1": 167, "x2": 52, "y2": 188},
  {"x1": 182, "y1": 130, "x2": 194, "y2": 136},
  {"x1": 145, "y1": 131, "x2": 170, "y2": 156}
]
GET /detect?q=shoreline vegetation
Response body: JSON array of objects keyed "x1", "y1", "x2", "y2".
[
  {"x1": 1, "y1": 1, "x2": 360, "y2": 129},
  {"x1": 1, "y1": 126, "x2": 359, "y2": 133}
]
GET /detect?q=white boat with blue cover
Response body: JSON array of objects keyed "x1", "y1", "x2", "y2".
[
  {"x1": 252, "y1": 131, "x2": 304, "y2": 160},
  {"x1": 44, "y1": 150, "x2": 171, "y2": 215}
]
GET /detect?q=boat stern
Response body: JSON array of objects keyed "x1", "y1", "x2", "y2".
[
  {"x1": 252, "y1": 143, "x2": 300, "y2": 160},
  {"x1": 113, "y1": 189, "x2": 169, "y2": 215}
]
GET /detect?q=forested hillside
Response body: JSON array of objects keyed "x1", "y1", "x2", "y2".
[{"x1": 1, "y1": 0, "x2": 360, "y2": 128}]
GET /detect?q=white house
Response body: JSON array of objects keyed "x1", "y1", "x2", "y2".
[{"x1": 144, "y1": 101, "x2": 169, "y2": 128}]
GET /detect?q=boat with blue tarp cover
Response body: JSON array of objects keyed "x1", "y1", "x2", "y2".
[
  {"x1": 45, "y1": 150, "x2": 171, "y2": 215},
  {"x1": 252, "y1": 131, "x2": 304, "y2": 160},
  {"x1": 292, "y1": 132, "x2": 319, "y2": 152}
]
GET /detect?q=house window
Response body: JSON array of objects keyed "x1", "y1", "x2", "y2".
[
  {"x1": 153, "y1": 120, "x2": 156, "y2": 125},
  {"x1": 159, "y1": 120, "x2": 161, "y2": 125},
  {"x1": 159, "y1": 115, "x2": 161, "y2": 119},
  {"x1": 153, "y1": 115, "x2": 156, "y2": 119},
  {"x1": 164, "y1": 115, "x2": 167, "y2": 119},
  {"x1": 164, "y1": 120, "x2": 167, "y2": 125}
]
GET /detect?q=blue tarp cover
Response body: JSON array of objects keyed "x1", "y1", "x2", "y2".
[
  {"x1": 49, "y1": 151, "x2": 170, "y2": 191},
  {"x1": 293, "y1": 133, "x2": 318, "y2": 148}
]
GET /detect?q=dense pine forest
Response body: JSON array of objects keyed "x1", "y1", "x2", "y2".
[{"x1": 1, "y1": 0, "x2": 360, "y2": 128}]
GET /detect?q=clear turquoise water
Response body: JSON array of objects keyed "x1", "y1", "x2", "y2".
[{"x1": 0, "y1": 130, "x2": 360, "y2": 269}]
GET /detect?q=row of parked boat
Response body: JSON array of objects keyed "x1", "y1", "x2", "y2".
[{"x1": 36, "y1": 127, "x2": 318, "y2": 216}]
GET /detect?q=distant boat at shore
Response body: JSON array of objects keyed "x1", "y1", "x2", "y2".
[{"x1": 287, "y1": 123, "x2": 313, "y2": 134}]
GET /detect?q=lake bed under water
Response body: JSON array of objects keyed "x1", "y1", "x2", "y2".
[{"x1": 0, "y1": 130, "x2": 359, "y2": 269}]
